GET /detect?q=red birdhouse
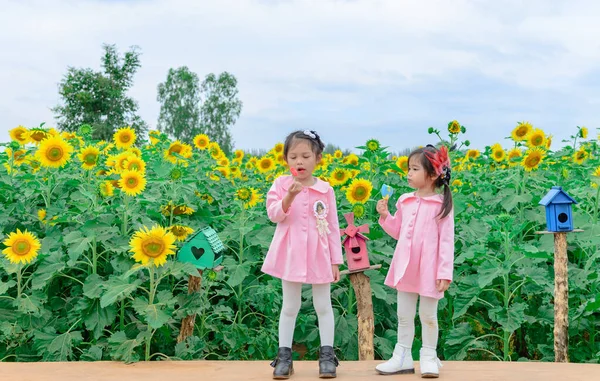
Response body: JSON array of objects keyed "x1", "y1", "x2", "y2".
[{"x1": 340, "y1": 212, "x2": 370, "y2": 272}]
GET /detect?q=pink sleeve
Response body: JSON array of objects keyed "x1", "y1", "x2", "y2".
[
  {"x1": 326, "y1": 188, "x2": 344, "y2": 265},
  {"x1": 436, "y1": 209, "x2": 455, "y2": 281},
  {"x1": 266, "y1": 178, "x2": 290, "y2": 223},
  {"x1": 378, "y1": 199, "x2": 402, "y2": 240}
]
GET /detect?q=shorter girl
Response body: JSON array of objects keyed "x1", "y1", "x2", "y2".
[
  {"x1": 262, "y1": 130, "x2": 344, "y2": 379},
  {"x1": 375, "y1": 145, "x2": 455, "y2": 378}
]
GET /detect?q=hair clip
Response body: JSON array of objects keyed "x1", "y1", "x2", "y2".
[{"x1": 303, "y1": 130, "x2": 316, "y2": 139}]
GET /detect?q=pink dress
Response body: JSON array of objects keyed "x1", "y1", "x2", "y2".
[
  {"x1": 261, "y1": 176, "x2": 344, "y2": 284},
  {"x1": 378, "y1": 192, "x2": 454, "y2": 299}
]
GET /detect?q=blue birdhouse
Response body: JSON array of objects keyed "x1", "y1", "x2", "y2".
[{"x1": 539, "y1": 186, "x2": 577, "y2": 232}]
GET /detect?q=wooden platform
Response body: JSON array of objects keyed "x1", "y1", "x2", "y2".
[{"x1": 1, "y1": 360, "x2": 599, "y2": 381}]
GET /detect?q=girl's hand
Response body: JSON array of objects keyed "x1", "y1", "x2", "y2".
[
  {"x1": 331, "y1": 265, "x2": 340, "y2": 283},
  {"x1": 287, "y1": 177, "x2": 304, "y2": 197},
  {"x1": 376, "y1": 199, "x2": 389, "y2": 218},
  {"x1": 436, "y1": 279, "x2": 450, "y2": 292}
]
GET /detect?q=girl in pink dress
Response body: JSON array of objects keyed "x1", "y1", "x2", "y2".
[
  {"x1": 262, "y1": 130, "x2": 344, "y2": 379},
  {"x1": 375, "y1": 145, "x2": 455, "y2": 378}
]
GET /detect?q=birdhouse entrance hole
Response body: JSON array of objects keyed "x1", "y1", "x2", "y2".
[
  {"x1": 192, "y1": 247, "x2": 205, "y2": 260},
  {"x1": 558, "y1": 213, "x2": 568, "y2": 223},
  {"x1": 351, "y1": 247, "x2": 361, "y2": 254}
]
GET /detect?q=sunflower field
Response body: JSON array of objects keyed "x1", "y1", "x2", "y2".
[{"x1": 0, "y1": 122, "x2": 599, "y2": 363}]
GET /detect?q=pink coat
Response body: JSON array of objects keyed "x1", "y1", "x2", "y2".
[
  {"x1": 379, "y1": 192, "x2": 454, "y2": 299},
  {"x1": 261, "y1": 176, "x2": 344, "y2": 284}
]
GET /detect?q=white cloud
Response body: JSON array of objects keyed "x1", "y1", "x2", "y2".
[{"x1": 1, "y1": 0, "x2": 600, "y2": 152}]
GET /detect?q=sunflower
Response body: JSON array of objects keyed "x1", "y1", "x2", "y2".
[
  {"x1": 77, "y1": 146, "x2": 101, "y2": 170},
  {"x1": 124, "y1": 156, "x2": 146, "y2": 173},
  {"x1": 448, "y1": 120, "x2": 461, "y2": 134},
  {"x1": 452, "y1": 179, "x2": 463, "y2": 187},
  {"x1": 276, "y1": 153, "x2": 285, "y2": 164},
  {"x1": 119, "y1": 170, "x2": 147, "y2": 196},
  {"x1": 208, "y1": 142, "x2": 223, "y2": 160},
  {"x1": 507, "y1": 148, "x2": 523, "y2": 167},
  {"x1": 366, "y1": 139, "x2": 380, "y2": 152},
  {"x1": 333, "y1": 150, "x2": 343, "y2": 159},
  {"x1": 274, "y1": 143, "x2": 284, "y2": 154},
  {"x1": 346, "y1": 178, "x2": 373, "y2": 204},
  {"x1": 215, "y1": 166, "x2": 231, "y2": 178},
  {"x1": 511, "y1": 122, "x2": 532, "y2": 141},
  {"x1": 61, "y1": 131, "x2": 78, "y2": 140},
  {"x1": 396, "y1": 156, "x2": 409, "y2": 175},
  {"x1": 129, "y1": 225, "x2": 176, "y2": 267},
  {"x1": 573, "y1": 148, "x2": 589, "y2": 165},
  {"x1": 38, "y1": 209, "x2": 46, "y2": 223},
  {"x1": 127, "y1": 147, "x2": 142, "y2": 157},
  {"x1": 521, "y1": 148, "x2": 545, "y2": 171},
  {"x1": 234, "y1": 149, "x2": 245, "y2": 162},
  {"x1": 352, "y1": 203, "x2": 365, "y2": 219},
  {"x1": 546, "y1": 135, "x2": 553, "y2": 150},
  {"x1": 28, "y1": 129, "x2": 49, "y2": 145},
  {"x1": 169, "y1": 225, "x2": 194, "y2": 242},
  {"x1": 35, "y1": 136, "x2": 74, "y2": 168},
  {"x1": 209, "y1": 173, "x2": 220, "y2": 182},
  {"x1": 113, "y1": 127, "x2": 136, "y2": 149},
  {"x1": 526, "y1": 129, "x2": 546, "y2": 148},
  {"x1": 99, "y1": 180, "x2": 115, "y2": 197},
  {"x1": 113, "y1": 152, "x2": 135, "y2": 172},
  {"x1": 170, "y1": 167, "x2": 184, "y2": 180},
  {"x1": 236, "y1": 186, "x2": 262, "y2": 209},
  {"x1": 491, "y1": 147, "x2": 506, "y2": 163},
  {"x1": 165, "y1": 141, "x2": 193, "y2": 164},
  {"x1": 193, "y1": 134, "x2": 210, "y2": 150},
  {"x1": 329, "y1": 168, "x2": 349, "y2": 186},
  {"x1": 5, "y1": 148, "x2": 27, "y2": 166},
  {"x1": 2, "y1": 229, "x2": 41, "y2": 264},
  {"x1": 245, "y1": 161, "x2": 254, "y2": 171},
  {"x1": 246, "y1": 188, "x2": 263, "y2": 209},
  {"x1": 345, "y1": 154, "x2": 359, "y2": 166},
  {"x1": 199, "y1": 193, "x2": 214, "y2": 204},
  {"x1": 580, "y1": 126, "x2": 588, "y2": 139},
  {"x1": 218, "y1": 157, "x2": 230, "y2": 167},
  {"x1": 466, "y1": 149, "x2": 480, "y2": 160},
  {"x1": 9, "y1": 126, "x2": 29, "y2": 145},
  {"x1": 230, "y1": 165, "x2": 242, "y2": 178},
  {"x1": 593, "y1": 166, "x2": 600, "y2": 178},
  {"x1": 257, "y1": 156, "x2": 275, "y2": 173}
]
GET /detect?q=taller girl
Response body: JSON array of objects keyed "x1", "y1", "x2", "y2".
[
  {"x1": 375, "y1": 145, "x2": 455, "y2": 378},
  {"x1": 262, "y1": 130, "x2": 343, "y2": 379}
]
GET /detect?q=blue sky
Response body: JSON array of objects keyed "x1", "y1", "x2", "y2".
[{"x1": 1, "y1": 0, "x2": 599, "y2": 153}]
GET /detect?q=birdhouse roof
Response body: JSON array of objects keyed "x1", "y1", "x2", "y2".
[
  {"x1": 199, "y1": 227, "x2": 225, "y2": 253},
  {"x1": 180, "y1": 226, "x2": 225, "y2": 254},
  {"x1": 539, "y1": 186, "x2": 577, "y2": 206},
  {"x1": 342, "y1": 232, "x2": 369, "y2": 245}
]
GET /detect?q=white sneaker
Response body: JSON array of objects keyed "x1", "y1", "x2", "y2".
[
  {"x1": 419, "y1": 347, "x2": 442, "y2": 378},
  {"x1": 375, "y1": 343, "x2": 415, "y2": 375}
]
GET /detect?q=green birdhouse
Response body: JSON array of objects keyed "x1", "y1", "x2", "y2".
[{"x1": 177, "y1": 227, "x2": 225, "y2": 270}]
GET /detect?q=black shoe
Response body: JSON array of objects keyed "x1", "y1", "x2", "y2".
[
  {"x1": 270, "y1": 347, "x2": 294, "y2": 379},
  {"x1": 319, "y1": 346, "x2": 339, "y2": 378}
]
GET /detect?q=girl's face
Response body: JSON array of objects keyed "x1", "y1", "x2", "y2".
[
  {"x1": 407, "y1": 155, "x2": 437, "y2": 191},
  {"x1": 286, "y1": 140, "x2": 321, "y2": 180}
]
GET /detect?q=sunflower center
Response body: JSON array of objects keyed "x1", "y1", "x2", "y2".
[
  {"x1": 532, "y1": 135, "x2": 543, "y2": 145},
  {"x1": 354, "y1": 186, "x2": 367, "y2": 199},
  {"x1": 126, "y1": 177, "x2": 138, "y2": 187},
  {"x1": 238, "y1": 189, "x2": 251, "y2": 200},
  {"x1": 13, "y1": 239, "x2": 31, "y2": 256},
  {"x1": 142, "y1": 237, "x2": 165, "y2": 258},
  {"x1": 31, "y1": 131, "x2": 46, "y2": 141},
  {"x1": 516, "y1": 127, "x2": 528, "y2": 137},
  {"x1": 335, "y1": 172, "x2": 345, "y2": 180},
  {"x1": 261, "y1": 161, "x2": 270, "y2": 169},
  {"x1": 84, "y1": 153, "x2": 97, "y2": 164},
  {"x1": 47, "y1": 146, "x2": 64, "y2": 161},
  {"x1": 129, "y1": 163, "x2": 140, "y2": 170},
  {"x1": 121, "y1": 134, "x2": 131, "y2": 143},
  {"x1": 494, "y1": 151, "x2": 503, "y2": 159}
]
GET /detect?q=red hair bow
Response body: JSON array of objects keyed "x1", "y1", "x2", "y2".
[{"x1": 425, "y1": 145, "x2": 451, "y2": 183}]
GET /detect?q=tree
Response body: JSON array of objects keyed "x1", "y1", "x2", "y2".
[
  {"x1": 53, "y1": 44, "x2": 148, "y2": 141},
  {"x1": 156, "y1": 67, "x2": 201, "y2": 142},
  {"x1": 199, "y1": 72, "x2": 242, "y2": 154}
]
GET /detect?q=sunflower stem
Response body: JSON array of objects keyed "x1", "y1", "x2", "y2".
[
  {"x1": 122, "y1": 195, "x2": 129, "y2": 236},
  {"x1": 145, "y1": 265, "x2": 156, "y2": 361},
  {"x1": 16, "y1": 265, "x2": 22, "y2": 299},
  {"x1": 92, "y1": 237, "x2": 98, "y2": 275},
  {"x1": 237, "y1": 208, "x2": 246, "y2": 325},
  {"x1": 120, "y1": 301, "x2": 125, "y2": 331}
]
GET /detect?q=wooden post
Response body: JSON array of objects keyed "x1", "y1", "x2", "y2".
[
  {"x1": 535, "y1": 229, "x2": 582, "y2": 362},
  {"x1": 340, "y1": 264, "x2": 381, "y2": 361},
  {"x1": 553, "y1": 233, "x2": 568, "y2": 363},
  {"x1": 177, "y1": 266, "x2": 224, "y2": 343}
]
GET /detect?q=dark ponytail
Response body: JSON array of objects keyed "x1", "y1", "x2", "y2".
[{"x1": 439, "y1": 182, "x2": 453, "y2": 219}]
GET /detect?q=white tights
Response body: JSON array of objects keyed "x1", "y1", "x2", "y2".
[
  {"x1": 278, "y1": 280, "x2": 335, "y2": 348},
  {"x1": 397, "y1": 291, "x2": 439, "y2": 349}
]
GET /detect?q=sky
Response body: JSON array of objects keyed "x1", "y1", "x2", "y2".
[{"x1": 2, "y1": 0, "x2": 600, "y2": 153}]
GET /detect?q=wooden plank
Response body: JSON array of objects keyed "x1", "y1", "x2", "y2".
[
  {"x1": 534, "y1": 229, "x2": 584, "y2": 234},
  {"x1": 0, "y1": 361, "x2": 598, "y2": 381},
  {"x1": 340, "y1": 264, "x2": 382, "y2": 276}
]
